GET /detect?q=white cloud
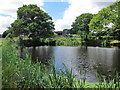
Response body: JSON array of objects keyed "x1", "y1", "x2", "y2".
[
  {"x1": 54, "y1": 0, "x2": 103, "y2": 31},
  {"x1": 0, "y1": 0, "x2": 44, "y2": 34},
  {"x1": 0, "y1": 0, "x2": 44, "y2": 17},
  {"x1": 0, "y1": 16, "x2": 14, "y2": 34},
  {"x1": 93, "y1": 0, "x2": 116, "y2": 2}
]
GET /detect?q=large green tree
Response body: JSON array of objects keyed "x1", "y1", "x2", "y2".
[
  {"x1": 71, "y1": 13, "x2": 93, "y2": 39},
  {"x1": 10, "y1": 4, "x2": 54, "y2": 40},
  {"x1": 89, "y1": 2, "x2": 119, "y2": 40}
]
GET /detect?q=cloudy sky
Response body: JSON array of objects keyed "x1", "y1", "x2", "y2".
[{"x1": 0, "y1": 0, "x2": 116, "y2": 34}]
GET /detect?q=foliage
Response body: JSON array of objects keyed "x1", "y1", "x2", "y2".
[
  {"x1": 2, "y1": 30, "x2": 12, "y2": 38},
  {"x1": 9, "y1": 4, "x2": 54, "y2": 40},
  {"x1": 12, "y1": 37, "x2": 82, "y2": 47},
  {"x1": 63, "y1": 29, "x2": 71, "y2": 35},
  {"x1": 55, "y1": 37, "x2": 82, "y2": 46},
  {"x1": 89, "y1": 2, "x2": 119, "y2": 40},
  {"x1": 71, "y1": 13, "x2": 93, "y2": 39}
]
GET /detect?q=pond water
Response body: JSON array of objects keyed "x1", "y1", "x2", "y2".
[{"x1": 22, "y1": 46, "x2": 120, "y2": 82}]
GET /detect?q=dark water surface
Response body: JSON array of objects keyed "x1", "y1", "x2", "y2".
[{"x1": 23, "y1": 46, "x2": 120, "y2": 82}]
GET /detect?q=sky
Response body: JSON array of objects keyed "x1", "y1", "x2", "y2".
[{"x1": 0, "y1": 0, "x2": 116, "y2": 34}]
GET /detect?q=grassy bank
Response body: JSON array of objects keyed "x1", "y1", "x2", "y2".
[
  {"x1": 16, "y1": 36, "x2": 120, "y2": 48},
  {"x1": 17, "y1": 37, "x2": 83, "y2": 47},
  {"x1": 55, "y1": 37, "x2": 82, "y2": 46},
  {"x1": 2, "y1": 38, "x2": 120, "y2": 88}
]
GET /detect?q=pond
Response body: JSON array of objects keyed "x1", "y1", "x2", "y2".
[{"x1": 22, "y1": 46, "x2": 120, "y2": 82}]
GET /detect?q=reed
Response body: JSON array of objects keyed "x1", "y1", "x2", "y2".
[{"x1": 95, "y1": 71, "x2": 120, "y2": 88}]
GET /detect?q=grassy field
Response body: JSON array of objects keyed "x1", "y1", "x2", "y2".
[{"x1": 2, "y1": 38, "x2": 120, "y2": 88}]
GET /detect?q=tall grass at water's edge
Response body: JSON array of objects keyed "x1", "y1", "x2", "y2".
[
  {"x1": 2, "y1": 38, "x2": 120, "y2": 88},
  {"x1": 55, "y1": 37, "x2": 82, "y2": 46}
]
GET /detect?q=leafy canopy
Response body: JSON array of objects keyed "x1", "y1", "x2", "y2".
[
  {"x1": 10, "y1": 4, "x2": 54, "y2": 39},
  {"x1": 89, "y1": 2, "x2": 118, "y2": 36},
  {"x1": 71, "y1": 13, "x2": 93, "y2": 39}
]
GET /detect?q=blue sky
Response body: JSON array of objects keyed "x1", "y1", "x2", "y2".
[
  {"x1": 42, "y1": 2, "x2": 69, "y2": 20},
  {"x1": 0, "y1": 0, "x2": 116, "y2": 34}
]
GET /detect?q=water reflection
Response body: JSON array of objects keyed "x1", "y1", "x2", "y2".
[
  {"x1": 87, "y1": 47, "x2": 120, "y2": 76},
  {"x1": 25, "y1": 46, "x2": 54, "y2": 64},
  {"x1": 24, "y1": 46, "x2": 120, "y2": 82}
]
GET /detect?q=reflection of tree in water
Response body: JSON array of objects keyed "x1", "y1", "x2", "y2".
[
  {"x1": 27, "y1": 46, "x2": 54, "y2": 65},
  {"x1": 112, "y1": 49, "x2": 120, "y2": 72},
  {"x1": 60, "y1": 47, "x2": 91, "y2": 81},
  {"x1": 87, "y1": 47, "x2": 120, "y2": 80},
  {"x1": 111, "y1": 49, "x2": 120, "y2": 81},
  {"x1": 76, "y1": 47, "x2": 90, "y2": 69}
]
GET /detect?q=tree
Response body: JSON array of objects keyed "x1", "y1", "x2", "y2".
[
  {"x1": 10, "y1": 4, "x2": 54, "y2": 40},
  {"x1": 2, "y1": 30, "x2": 9, "y2": 38},
  {"x1": 63, "y1": 29, "x2": 71, "y2": 35},
  {"x1": 112, "y1": 1, "x2": 120, "y2": 40},
  {"x1": 2, "y1": 29, "x2": 12, "y2": 38},
  {"x1": 71, "y1": 13, "x2": 93, "y2": 40},
  {"x1": 89, "y1": 2, "x2": 118, "y2": 40}
]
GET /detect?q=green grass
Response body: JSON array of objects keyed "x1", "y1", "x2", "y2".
[
  {"x1": 0, "y1": 38, "x2": 2, "y2": 46},
  {"x1": 2, "y1": 38, "x2": 120, "y2": 88},
  {"x1": 55, "y1": 37, "x2": 82, "y2": 46}
]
